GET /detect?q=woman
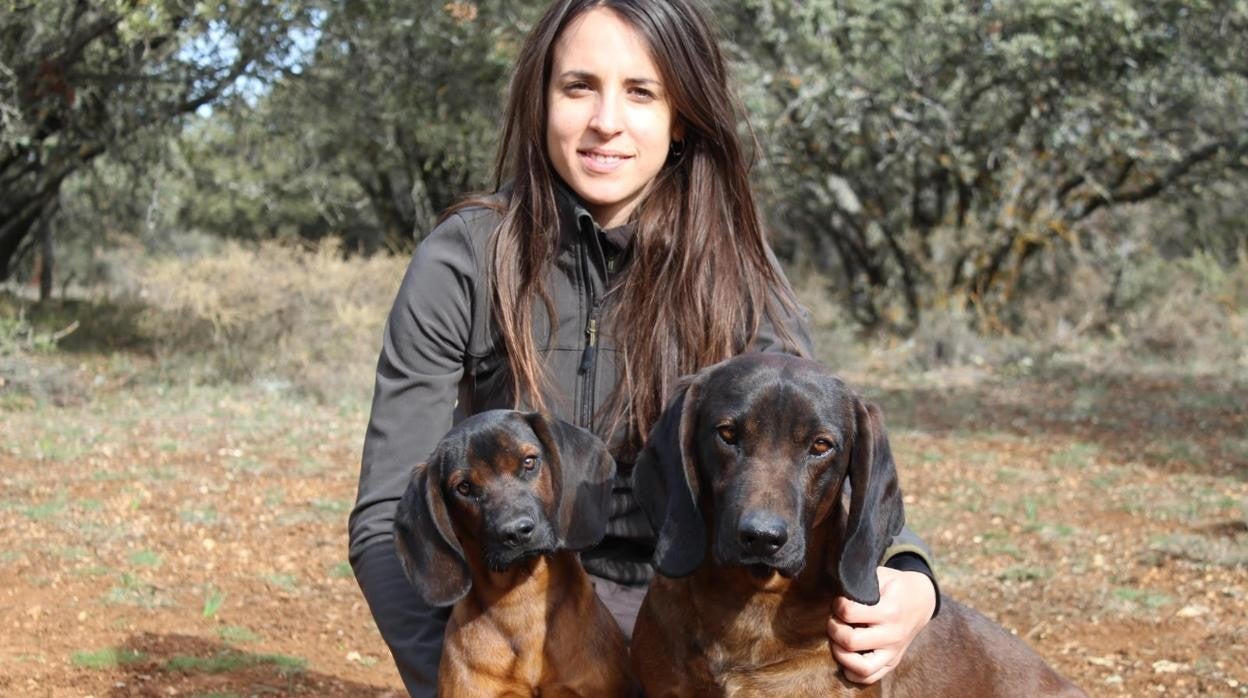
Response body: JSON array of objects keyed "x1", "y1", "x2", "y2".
[{"x1": 348, "y1": 1, "x2": 938, "y2": 695}]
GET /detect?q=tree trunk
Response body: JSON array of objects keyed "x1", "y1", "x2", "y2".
[{"x1": 39, "y1": 207, "x2": 54, "y2": 302}]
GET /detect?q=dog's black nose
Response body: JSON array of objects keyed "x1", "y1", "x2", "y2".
[
  {"x1": 500, "y1": 517, "x2": 536, "y2": 547},
  {"x1": 738, "y1": 512, "x2": 788, "y2": 556}
]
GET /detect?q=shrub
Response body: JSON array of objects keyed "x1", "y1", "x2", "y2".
[{"x1": 135, "y1": 240, "x2": 406, "y2": 397}]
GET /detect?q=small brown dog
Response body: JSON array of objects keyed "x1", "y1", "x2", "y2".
[
  {"x1": 394, "y1": 410, "x2": 631, "y2": 697},
  {"x1": 630, "y1": 353, "x2": 1086, "y2": 697}
]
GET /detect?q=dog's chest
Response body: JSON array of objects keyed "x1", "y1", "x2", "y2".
[
  {"x1": 691, "y1": 589, "x2": 846, "y2": 695},
  {"x1": 448, "y1": 598, "x2": 552, "y2": 677}
]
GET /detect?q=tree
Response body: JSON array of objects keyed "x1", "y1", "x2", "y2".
[
  {"x1": 723, "y1": 0, "x2": 1248, "y2": 330},
  {"x1": 0, "y1": 0, "x2": 315, "y2": 282}
]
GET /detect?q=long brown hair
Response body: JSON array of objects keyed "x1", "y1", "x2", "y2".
[{"x1": 459, "y1": 0, "x2": 801, "y2": 454}]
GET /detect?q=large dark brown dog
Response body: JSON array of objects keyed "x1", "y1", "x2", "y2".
[
  {"x1": 630, "y1": 353, "x2": 1086, "y2": 697},
  {"x1": 393, "y1": 409, "x2": 631, "y2": 697}
]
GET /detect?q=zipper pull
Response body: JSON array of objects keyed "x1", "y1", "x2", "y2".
[{"x1": 579, "y1": 316, "x2": 598, "y2": 374}]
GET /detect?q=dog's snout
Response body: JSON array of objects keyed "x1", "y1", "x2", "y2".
[
  {"x1": 499, "y1": 517, "x2": 537, "y2": 548},
  {"x1": 738, "y1": 512, "x2": 789, "y2": 556}
]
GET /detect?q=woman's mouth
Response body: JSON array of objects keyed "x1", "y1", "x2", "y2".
[{"x1": 579, "y1": 149, "x2": 630, "y2": 174}]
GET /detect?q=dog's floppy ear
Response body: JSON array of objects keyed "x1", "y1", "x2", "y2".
[
  {"x1": 632, "y1": 371, "x2": 709, "y2": 577},
  {"x1": 393, "y1": 452, "x2": 470, "y2": 606},
  {"x1": 525, "y1": 412, "x2": 615, "y2": 550},
  {"x1": 835, "y1": 398, "x2": 906, "y2": 605}
]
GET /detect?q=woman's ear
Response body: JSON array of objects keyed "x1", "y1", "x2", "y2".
[
  {"x1": 831, "y1": 398, "x2": 905, "y2": 605},
  {"x1": 524, "y1": 412, "x2": 614, "y2": 551},
  {"x1": 393, "y1": 453, "x2": 471, "y2": 607}
]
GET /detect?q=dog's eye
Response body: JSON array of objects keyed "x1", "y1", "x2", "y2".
[
  {"x1": 716, "y1": 425, "x2": 737, "y2": 445},
  {"x1": 455, "y1": 482, "x2": 472, "y2": 497},
  {"x1": 810, "y1": 438, "x2": 835, "y2": 456},
  {"x1": 521, "y1": 455, "x2": 539, "y2": 471}
]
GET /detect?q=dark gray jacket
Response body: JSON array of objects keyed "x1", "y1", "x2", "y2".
[{"x1": 348, "y1": 187, "x2": 933, "y2": 584}]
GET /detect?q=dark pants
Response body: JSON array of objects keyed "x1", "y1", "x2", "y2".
[{"x1": 353, "y1": 543, "x2": 648, "y2": 698}]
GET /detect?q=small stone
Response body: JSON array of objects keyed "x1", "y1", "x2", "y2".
[
  {"x1": 1176, "y1": 604, "x2": 1210, "y2": 618},
  {"x1": 1152, "y1": 660, "x2": 1186, "y2": 674},
  {"x1": 346, "y1": 651, "x2": 362, "y2": 663}
]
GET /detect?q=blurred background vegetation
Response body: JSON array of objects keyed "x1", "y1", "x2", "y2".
[{"x1": 2, "y1": 0, "x2": 1246, "y2": 396}]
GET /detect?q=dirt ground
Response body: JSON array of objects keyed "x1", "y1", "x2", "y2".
[{"x1": 1, "y1": 352, "x2": 1244, "y2": 697}]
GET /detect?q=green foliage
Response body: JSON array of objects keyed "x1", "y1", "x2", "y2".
[
  {"x1": 0, "y1": 0, "x2": 319, "y2": 280},
  {"x1": 723, "y1": 0, "x2": 1248, "y2": 330},
  {"x1": 0, "y1": 309, "x2": 62, "y2": 356},
  {"x1": 170, "y1": 1, "x2": 539, "y2": 252},
  {"x1": 10, "y1": 0, "x2": 1247, "y2": 338}
]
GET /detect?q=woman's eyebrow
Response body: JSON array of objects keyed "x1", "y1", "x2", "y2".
[{"x1": 554, "y1": 69, "x2": 661, "y2": 86}]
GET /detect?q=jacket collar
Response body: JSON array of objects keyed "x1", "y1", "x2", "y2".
[{"x1": 553, "y1": 179, "x2": 636, "y2": 254}]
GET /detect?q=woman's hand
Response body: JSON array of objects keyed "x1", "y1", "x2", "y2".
[{"x1": 827, "y1": 567, "x2": 937, "y2": 684}]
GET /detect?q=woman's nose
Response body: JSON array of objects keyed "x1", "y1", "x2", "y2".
[{"x1": 588, "y1": 91, "x2": 623, "y2": 136}]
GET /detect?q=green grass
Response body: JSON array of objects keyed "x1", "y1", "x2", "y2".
[
  {"x1": 1147, "y1": 533, "x2": 1248, "y2": 568},
  {"x1": 217, "y1": 625, "x2": 261, "y2": 644},
  {"x1": 75, "y1": 564, "x2": 113, "y2": 577},
  {"x1": 179, "y1": 506, "x2": 219, "y2": 525},
  {"x1": 1049, "y1": 442, "x2": 1100, "y2": 469},
  {"x1": 329, "y1": 561, "x2": 353, "y2": 579},
  {"x1": 202, "y1": 585, "x2": 226, "y2": 618},
  {"x1": 997, "y1": 565, "x2": 1052, "y2": 582},
  {"x1": 226, "y1": 456, "x2": 266, "y2": 474},
  {"x1": 1029, "y1": 522, "x2": 1076, "y2": 539},
  {"x1": 1112, "y1": 587, "x2": 1173, "y2": 609},
  {"x1": 262, "y1": 572, "x2": 298, "y2": 591},
  {"x1": 129, "y1": 549, "x2": 161, "y2": 567},
  {"x1": 70, "y1": 647, "x2": 148, "y2": 669},
  {"x1": 22, "y1": 493, "x2": 68, "y2": 521},
  {"x1": 983, "y1": 540, "x2": 1025, "y2": 560},
  {"x1": 165, "y1": 650, "x2": 305, "y2": 675},
  {"x1": 103, "y1": 572, "x2": 172, "y2": 609},
  {"x1": 310, "y1": 498, "x2": 350, "y2": 519},
  {"x1": 1146, "y1": 439, "x2": 1209, "y2": 467}
]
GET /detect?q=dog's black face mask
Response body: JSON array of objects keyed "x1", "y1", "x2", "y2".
[
  {"x1": 393, "y1": 410, "x2": 616, "y2": 607},
  {"x1": 695, "y1": 357, "x2": 852, "y2": 578},
  {"x1": 632, "y1": 353, "x2": 906, "y2": 605},
  {"x1": 450, "y1": 418, "x2": 561, "y2": 571}
]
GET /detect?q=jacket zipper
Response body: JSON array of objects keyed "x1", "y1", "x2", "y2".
[
  {"x1": 578, "y1": 291, "x2": 602, "y2": 430},
  {"x1": 578, "y1": 227, "x2": 613, "y2": 430}
]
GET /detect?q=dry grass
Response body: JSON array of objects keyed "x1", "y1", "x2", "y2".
[
  {"x1": 133, "y1": 240, "x2": 407, "y2": 398},
  {"x1": 791, "y1": 249, "x2": 1248, "y2": 377}
]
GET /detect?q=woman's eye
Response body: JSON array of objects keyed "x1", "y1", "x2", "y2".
[
  {"x1": 455, "y1": 482, "x2": 472, "y2": 497},
  {"x1": 717, "y1": 425, "x2": 737, "y2": 445},
  {"x1": 810, "y1": 438, "x2": 834, "y2": 456},
  {"x1": 522, "y1": 455, "x2": 539, "y2": 471},
  {"x1": 629, "y1": 87, "x2": 655, "y2": 100},
  {"x1": 565, "y1": 81, "x2": 591, "y2": 93}
]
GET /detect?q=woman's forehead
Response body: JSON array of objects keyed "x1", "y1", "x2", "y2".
[{"x1": 551, "y1": 7, "x2": 660, "y2": 79}]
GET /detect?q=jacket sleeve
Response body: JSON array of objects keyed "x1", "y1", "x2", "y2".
[
  {"x1": 749, "y1": 248, "x2": 941, "y2": 611},
  {"x1": 348, "y1": 212, "x2": 480, "y2": 563}
]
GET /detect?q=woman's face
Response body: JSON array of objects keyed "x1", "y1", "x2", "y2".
[{"x1": 546, "y1": 7, "x2": 681, "y2": 229}]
